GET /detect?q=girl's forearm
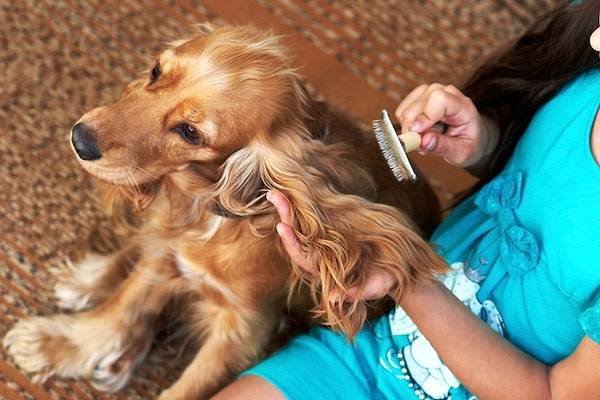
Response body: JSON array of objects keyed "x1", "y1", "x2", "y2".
[{"x1": 399, "y1": 280, "x2": 552, "y2": 399}]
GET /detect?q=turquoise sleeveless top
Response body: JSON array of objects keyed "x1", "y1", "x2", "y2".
[
  {"x1": 380, "y1": 68, "x2": 600, "y2": 399},
  {"x1": 431, "y1": 68, "x2": 600, "y2": 362}
]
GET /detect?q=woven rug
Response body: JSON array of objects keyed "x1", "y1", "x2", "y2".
[{"x1": 0, "y1": 1, "x2": 561, "y2": 398}]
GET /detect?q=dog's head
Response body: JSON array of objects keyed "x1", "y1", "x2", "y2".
[{"x1": 71, "y1": 24, "x2": 328, "y2": 211}]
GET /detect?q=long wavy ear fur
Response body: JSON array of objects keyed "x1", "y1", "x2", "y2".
[
  {"x1": 260, "y1": 132, "x2": 449, "y2": 339},
  {"x1": 205, "y1": 49, "x2": 447, "y2": 338}
]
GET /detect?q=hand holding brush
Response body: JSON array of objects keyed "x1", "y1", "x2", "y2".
[
  {"x1": 374, "y1": 84, "x2": 499, "y2": 181},
  {"x1": 373, "y1": 109, "x2": 446, "y2": 182}
]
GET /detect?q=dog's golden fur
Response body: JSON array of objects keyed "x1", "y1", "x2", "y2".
[{"x1": 4, "y1": 24, "x2": 448, "y2": 399}]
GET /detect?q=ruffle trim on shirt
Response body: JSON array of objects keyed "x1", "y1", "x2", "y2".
[{"x1": 473, "y1": 171, "x2": 540, "y2": 276}]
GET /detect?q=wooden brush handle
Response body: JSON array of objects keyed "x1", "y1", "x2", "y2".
[
  {"x1": 397, "y1": 121, "x2": 447, "y2": 153},
  {"x1": 398, "y1": 131, "x2": 422, "y2": 152}
]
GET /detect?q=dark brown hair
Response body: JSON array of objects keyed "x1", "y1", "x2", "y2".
[{"x1": 462, "y1": 0, "x2": 600, "y2": 184}]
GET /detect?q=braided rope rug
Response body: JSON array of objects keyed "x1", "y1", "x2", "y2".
[{"x1": 0, "y1": 1, "x2": 561, "y2": 398}]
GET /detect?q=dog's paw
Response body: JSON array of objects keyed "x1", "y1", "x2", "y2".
[
  {"x1": 89, "y1": 335, "x2": 151, "y2": 393},
  {"x1": 3, "y1": 317, "x2": 67, "y2": 383},
  {"x1": 4, "y1": 314, "x2": 142, "y2": 392},
  {"x1": 53, "y1": 254, "x2": 113, "y2": 311}
]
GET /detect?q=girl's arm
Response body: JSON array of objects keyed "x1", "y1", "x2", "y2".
[{"x1": 402, "y1": 279, "x2": 600, "y2": 400}]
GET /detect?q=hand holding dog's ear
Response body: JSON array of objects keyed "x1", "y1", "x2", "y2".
[
  {"x1": 267, "y1": 190, "x2": 398, "y2": 303},
  {"x1": 267, "y1": 191, "x2": 312, "y2": 271}
]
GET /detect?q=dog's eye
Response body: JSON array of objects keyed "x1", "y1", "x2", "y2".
[
  {"x1": 174, "y1": 123, "x2": 203, "y2": 145},
  {"x1": 149, "y1": 64, "x2": 162, "y2": 83}
]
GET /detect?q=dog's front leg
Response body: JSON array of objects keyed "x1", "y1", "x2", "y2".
[
  {"x1": 54, "y1": 242, "x2": 139, "y2": 311},
  {"x1": 4, "y1": 256, "x2": 182, "y2": 392},
  {"x1": 157, "y1": 307, "x2": 275, "y2": 400}
]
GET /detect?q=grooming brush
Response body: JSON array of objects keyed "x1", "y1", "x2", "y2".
[{"x1": 373, "y1": 109, "x2": 446, "y2": 182}]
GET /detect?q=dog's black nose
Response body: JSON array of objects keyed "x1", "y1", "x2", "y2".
[{"x1": 71, "y1": 122, "x2": 102, "y2": 160}]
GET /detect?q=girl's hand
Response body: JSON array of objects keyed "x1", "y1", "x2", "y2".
[
  {"x1": 266, "y1": 191, "x2": 397, "y2": 302},
  {"x1": 266, "y1": 190, "x2": 310, "y2": 271},
  {"x1": 395, "y1": 83, "x2": 499, "y2": 169}
]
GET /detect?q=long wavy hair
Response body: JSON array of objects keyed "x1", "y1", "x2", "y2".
[{"x1": 462, "y1": 0, "x2": 600, "y2": 185}]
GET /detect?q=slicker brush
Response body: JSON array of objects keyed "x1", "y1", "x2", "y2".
[{"x1": 373, "y1": 109, "x2": 446, "y2": 182}]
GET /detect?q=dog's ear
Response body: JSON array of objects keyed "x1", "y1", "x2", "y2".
[
  {"x1": 210, "y1": 100, "x2": 447, "y2": 339},
  {"x1": 284, "y1": 189, "x2": 449, "y2": 340},
  {"x1": 305, "y1": 199, "x2": 448, "y2": 339},
  {"x1": 254, "y1": 131, "x2": 448, "y2": 340}
]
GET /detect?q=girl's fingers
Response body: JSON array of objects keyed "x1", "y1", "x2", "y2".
[
  {"x1": 396, "y1": 84, "x2": 474, "y2": 133},
  {"x1": 267, "y1": 190, "x2": 293, "y2": 226},
  {"x1": 267, "y1": 191, "x2": 313, "y2": 271},
  {"x1": 331, "y1": 270, "x2": 398, "y2": 304}
]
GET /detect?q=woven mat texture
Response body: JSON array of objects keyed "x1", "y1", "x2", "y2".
[{"x1": 1, "y1": 1, "x2": 561, "y2": 398}]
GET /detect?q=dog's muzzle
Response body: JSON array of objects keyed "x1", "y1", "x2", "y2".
[{"x1": 71, "y1": 122, "x2": 103, "y2": 161}]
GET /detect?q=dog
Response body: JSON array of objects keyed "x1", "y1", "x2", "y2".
[{"x1": 4, "y1": 24, "x2": 448, "y2": 399}]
